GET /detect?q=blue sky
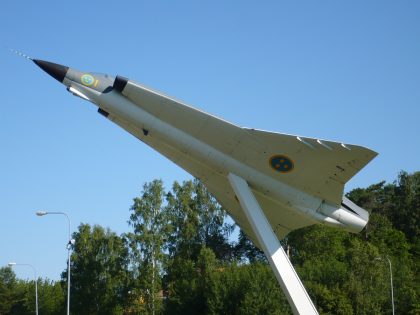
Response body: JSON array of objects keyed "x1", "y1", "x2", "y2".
[{"x1": 1, "y1": 1, "x2": 419, "y2": 281}]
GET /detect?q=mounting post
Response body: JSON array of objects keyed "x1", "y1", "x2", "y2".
[{"x1": 228, "y1": 173, "x2": 318, "y2": 315}]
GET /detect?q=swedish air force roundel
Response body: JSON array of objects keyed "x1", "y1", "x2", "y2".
[
  {"x1": 81, "y1": 74, "x2": 95, "y2": 86},
  {"x1": 269, "y1": 155, "x2": 294, "y2": 173}
]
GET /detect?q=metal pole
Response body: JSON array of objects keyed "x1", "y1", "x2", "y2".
[
  {"x1": 228, "y1": 173, "x2": 318, "y2": 315},
  {"x1": 67, "y1": 239, "x2": 71, "y2": 315},
  {"x1": 36, "y1": 211, "x2": 72, "y2": 315},
  {"x1": 35, "y1": 269, "x2": 38, "y2": 315},
  {"x1": 386, "y1": 256, "x2": 395, "y2": 315},
  {"x1": 9, "y1": 263, "x2": 38, "y2": 315}
]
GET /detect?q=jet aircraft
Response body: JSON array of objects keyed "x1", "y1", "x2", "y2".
[{"x1": 33, "y1": 59, "x2": 377, "y2": 315}]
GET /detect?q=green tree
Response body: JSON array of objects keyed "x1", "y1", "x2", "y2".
[
  {"x1": 68, "y1": 224, "x2": 130, "y2": 315},
  {"x1": 37, "y1": 279, "x2": 65, "y2": 315},
  {"x1": 285, "y1": 170, "x2": 419, "y2": 314},
  {"x1": 389, "y1": 171, "x2": 420, "y2": 241},
  {"x1": 347, "y1": 171, "x2": 419, "y2": 313},
  {"x1": 237, "y1": 263, "x2": 290, "y2": 315},
  {"x1": 0, "y1": 267, "x2": 18, "y2": 314},
  {"x1": 124, "y1": 179, "x2": 234, "y2": 314},
  {"x1": 287, "y1": 226, "x2": 356, "y2": 314},
  {"x1": 234, "y1": 230, "x2": 266, "y2": 263},
  {"x1": 165, "y1": 245, "x2": 291, "y2": 314},
  {"x1": 347, "y1": 171, "x2": 420, "y2": 244},
  {"x1": 163, "y1": 180, "x2": 235, "y2": 313},
  {"x1": 165, "y1": 179, "x2": 234, "y2": 261},
  {"x1": 126, "y1": 179, "x2": 169, "y2": 315},
  {"x1": 165, "y1": 246, "x2": 217, "y2": 315},
  {"x1": 0, "y1": 268, "x2": 64, "y2": 315}
]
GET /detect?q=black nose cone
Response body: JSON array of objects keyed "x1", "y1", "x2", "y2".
[{"x1": 33, "y1": 59, "x2": 69, "y2": 82}]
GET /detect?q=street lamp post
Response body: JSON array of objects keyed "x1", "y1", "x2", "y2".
[
  {"x1": 36, "y1": 211, "x2": 74, "y2": 315},
  {"x1": 376, "y1": 256, "x2": 395, "y2": 315},
  {"x1": 8, "y1": 262, "x2": 38, "y2": 315}
]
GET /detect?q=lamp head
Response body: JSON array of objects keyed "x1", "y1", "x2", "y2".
[
  {"x1": 8, "y1": 262, "x2": 16, "y2": 266},
  {"x1": 36, "y1": 211, "x2": 47, "y2": 216}
]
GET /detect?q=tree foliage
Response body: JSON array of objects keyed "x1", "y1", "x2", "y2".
[
  {"x1": 0, "y1": 267, "x2": 17, "y2": 314},
  {"x1": 68, "y1": 223, "x2": 130, "y2": 315},
  {"x1": 0, "y1": 267, "x2": 64, "y2": 315},
  {"x1": 1, "y1": 171, "x2": 418, "y2": 314},
  {"x1": 125, "y1": 179, "x2": 168, "y2": 315}
]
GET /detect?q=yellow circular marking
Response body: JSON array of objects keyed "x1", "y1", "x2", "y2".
[
  {"x1": 81, "y1": 74, "x2": 95, "y2": 86},
  {"x1": 269, "y1": 155, "x2": 294, "y2": 173}
]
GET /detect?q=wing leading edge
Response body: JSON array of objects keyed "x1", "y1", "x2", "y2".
[{"x1": 120, "y1": 80, "x2": 377, "y2": 205}]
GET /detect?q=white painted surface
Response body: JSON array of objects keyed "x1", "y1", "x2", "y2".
[{"x1": 227, "y1": 173, "x2": 318, "y2": 315}]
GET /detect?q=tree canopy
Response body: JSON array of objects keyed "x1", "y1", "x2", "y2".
[{"x1": 1, "y1": 171, "x2": 418, "y2": 314}]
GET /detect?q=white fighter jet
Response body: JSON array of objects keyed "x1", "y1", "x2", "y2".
[{"x1": 33, "y1": 59, "x2": 377, "y2": 315}]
